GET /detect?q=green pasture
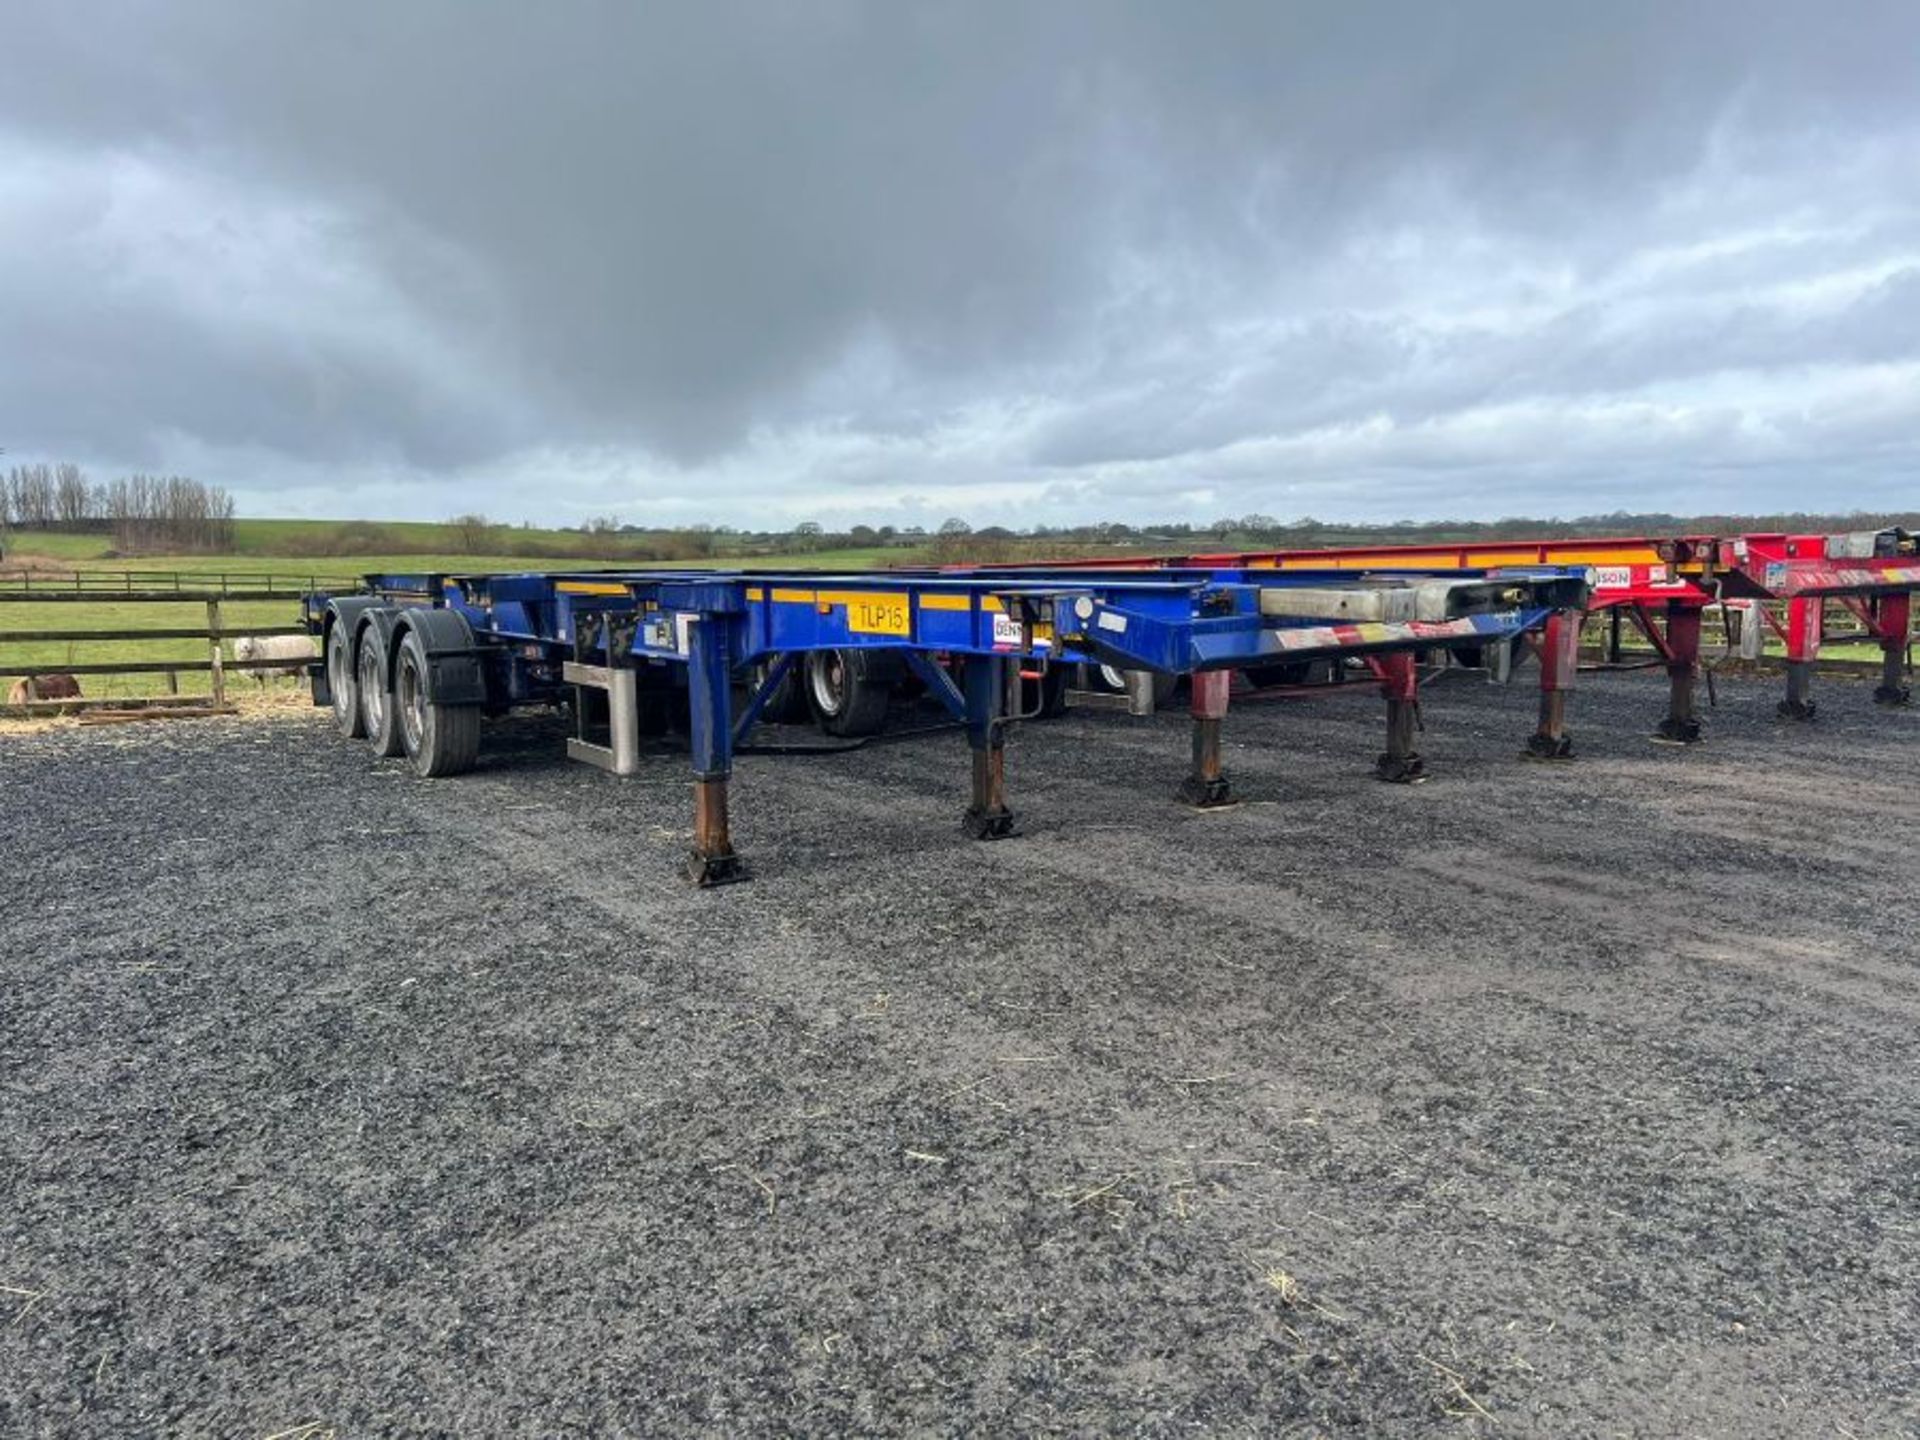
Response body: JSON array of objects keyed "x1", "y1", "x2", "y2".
[{"x1": 0, "y1": 533, "x2": 936, "y2": 698}]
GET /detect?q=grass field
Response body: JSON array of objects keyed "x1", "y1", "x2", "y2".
[{"x1": 0, "y1": 532, "x2": 940, "y2": 699}]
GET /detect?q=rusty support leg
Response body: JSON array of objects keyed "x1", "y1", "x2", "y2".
[
  {"x1": 1653, "y1": 603, "x2": 1703, "y2": 745},
  {"x1": 1522, "y1": 610, "x2": 1579, "y2": 761},
  {"x1": 1178, "y1": 668, "x2": 1234, "y2": 807},
  {"x1": 690, "y1": 777, "x2": 742, "y2": 887},
  {"x1": 962, "y1": 656, "x2": 1016, "y2": 839},
  {"x1": 1873, "y1": 593, "x2": 1911, "y2": 706},
  {"x1": 685, "y1": 615, "x2": 746, "y2": 885},
  {"x1": 1778, "y1": 595, "x2": 1821, "y2": 721},
  {"x1": 1374, "y1": 651, "x2": 1426, "y2": 783}
]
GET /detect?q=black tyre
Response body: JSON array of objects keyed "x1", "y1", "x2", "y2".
[
  {"x1": 749, "y1": 655, "x2": 810, "y2": 723},
  {"x1": 358, "y1": 632, "x2": 405, "y2": 757},
  {"x1": 326, "y1": 621, "x2": 365, "y2": 739},
  {"x1": 395, "y1": 630, "x2": 482, "y2": 777},
  {"x1": 805, "y1": 648, "x2": 892, "y2": 736}
]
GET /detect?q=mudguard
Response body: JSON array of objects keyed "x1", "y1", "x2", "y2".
[{"x1": 396, "y1": 607, "x2": 488, "y2": 706}]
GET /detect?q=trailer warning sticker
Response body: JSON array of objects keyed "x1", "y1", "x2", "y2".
[
  {"x1": 641, "y1": 615, "x2": 688, "y2": 655},
  {"x1": 991, "y1": 612, "x2": 1024, "y2": 648},
  {"x1": 845, "y1": 594, "x2": 910, "y2": 636}
]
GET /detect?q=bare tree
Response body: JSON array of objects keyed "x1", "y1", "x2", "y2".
[
  {"x1": 8, "y1": 465, "x2": 55, "y2": 528},
  {"x1": 103, "y1": 474, "x2": 237, "y2": 552},
  {"x1": 449, "y1": 513, "x2": 494, "y2": 553},
  {"x1": 54, "y1": 463, "x2": 91, "y2": 526}
]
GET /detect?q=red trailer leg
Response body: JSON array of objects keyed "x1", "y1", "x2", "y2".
[
  {"x1": 1653, "y1": 603, "x2": 1703, "y2": 745},
  {"x1": 1523, "y1": 611, "x2": 1578, "y2": 761},
  {"x1": 1779, "y1": 595, "x2": 1821, "y2": 721},
  {"x1": 1375, "y1": 652, "x2": 1426, "y2": 783},
  {"x1": 1179, "y1": 668, "x2": 1235, "y2": 807},
  {"x1": 1873, "y1": 592, "x2": 1912, "y2": 707}
]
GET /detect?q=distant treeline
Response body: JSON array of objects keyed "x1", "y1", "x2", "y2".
[
  {"x1": 278, "y1": 515, "x2": 745, "y2": 560},
  {"x1": 538, "y1": 509, "x2": 1920, "y2": 561},
  {"x1": 7, "y1": 476, "x2": 1916, "y2": 561},
  {"x1": 2, "y1": 463, "x2": 236, "y2": 553},
  {"x1": 127, "y1": 505, "x2": 1920, "y2": 563}
]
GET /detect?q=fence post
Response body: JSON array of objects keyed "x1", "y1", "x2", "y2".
[{"x1": 207, "y1": 598, "x2": 226, "y2": 705}]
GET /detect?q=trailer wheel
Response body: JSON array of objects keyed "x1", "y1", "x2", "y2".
[
  {"x1": 326, "y1": 622, "x2": 365, "y2": 739},
  {"x1": 396, "y1": 630, "x2": 481, "y2": 777},
  {"x1": 358, "y1": 633, "x2": 406, "y2": 757},
  {"x1": 751, "y1": 656, "x2": 809, "y2": 723},
  {"x1": 806, "y1": 648, "x2": 891, "y2": 736}
]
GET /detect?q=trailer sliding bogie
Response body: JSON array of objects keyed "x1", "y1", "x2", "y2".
[
  {"x1": 307, "y1": 596, "x2": 493, "y2": 779},
  {"x1": 303, "y1": 564, "x2": 1589, "y2": 883}
]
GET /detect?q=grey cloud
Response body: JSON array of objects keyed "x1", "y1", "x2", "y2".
[{"x1": 2, "y1": 2, "x2": 1919, "y2": 523}]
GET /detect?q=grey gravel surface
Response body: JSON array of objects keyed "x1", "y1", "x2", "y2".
[{"x1": 3, "y1": 669, "x2": 1918, "y2": 1437}]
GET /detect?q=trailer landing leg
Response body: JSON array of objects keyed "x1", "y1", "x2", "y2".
[
  {"x1": 686, "y1": 613, "x2": 747, "y2": 885},
  {"x1": 1179, "y1": 669, "x2": 1234, "y2": 807},
  {"x1": 1653, "y1": 602, "x2": 1703, "y2": 745},
  {"x1": 689, "y1": 777, "x2": 745, "y2": 887},
  {"x1": 1523, "y1": 611, "x2": 1577, "y2": 761},
  {"x1": 1777, "y1": 596, "x2": 1820, "y2": 721},
  {"x1": 1873, "y1": 593, "x2": 1911, "y2": 706},
  {"x1": 1375, "y1": 652, "x2": 1427, "y2": 784},
  {"x1": 962, "y1": 657, "x2": 1016, "y2": 839},
  {"x1": 964, "y1": 747, "x2": 1016, "y2": 838}
]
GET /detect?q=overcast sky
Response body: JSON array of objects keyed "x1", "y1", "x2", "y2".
[{"x1": 3, "y1": 3, "x2": 1918, "y2": 529}]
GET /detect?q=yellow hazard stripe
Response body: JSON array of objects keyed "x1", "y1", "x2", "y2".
[
  {"x1": 917, "y1": 593, "x2": 1005, "y2": 612},
  {"x1": 760, "y1": 589, "x2": 1004, "y2": 613},
  {"x1": 555, "y1": 581, "x2": 632, "y2": 595}
]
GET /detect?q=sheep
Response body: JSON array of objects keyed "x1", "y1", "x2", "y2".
[{"x1": 232, "y1": 634, "x2": 317, "y2": 685}]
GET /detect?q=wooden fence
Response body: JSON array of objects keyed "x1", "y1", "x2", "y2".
[
  {"x1": 0, "y1": 568, "x2": 357, "y2": 601},
  {"x1": 0, "y1": 588, "x2": 329, "y2": 716}
]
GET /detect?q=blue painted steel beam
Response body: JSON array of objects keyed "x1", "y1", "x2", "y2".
[{"x1": 329, "y1": 566, "x2": 1591, "y2": 680}]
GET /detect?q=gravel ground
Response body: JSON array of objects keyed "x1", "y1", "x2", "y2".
[{"x1": 3, "y1": 667, "x2": 1918, "y2": 1437}]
